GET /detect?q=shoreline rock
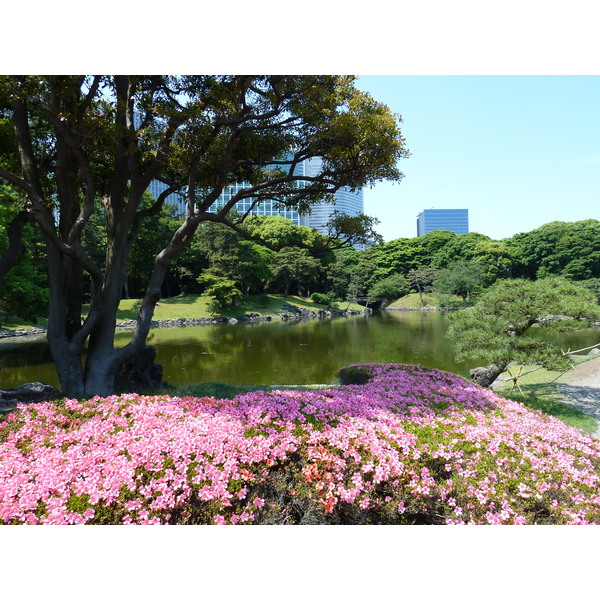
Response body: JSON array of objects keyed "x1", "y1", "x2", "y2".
[
  {"x1": 118, "y1": 307, "x2": 372, "y2": 331},
  {"x1": 0, "y1": 307, "x2": 373, "y2": 340},
  {"x1": 0, "y1": 382, "x2": 61, "y2": 415},
  {"x1": 382, "y1": 306, "x2": 460, "y2": 312}
]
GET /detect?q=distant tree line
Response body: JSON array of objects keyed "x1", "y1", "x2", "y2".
[{"x1": 2, "y1": 198, "x2": 599, "y2": 318}]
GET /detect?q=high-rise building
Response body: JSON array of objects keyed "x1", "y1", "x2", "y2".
[
  {"x1": 148, "y1": 180, "x2": 187, "y2": 215},
  {"x1": 416, "y1": 209, "x2": 469, "y2": 236},
  {"x1": 297, "y1": 158, "x2": 364, "y2": 235},
  {"x1": 150, "y1": 156, "x2": 364, "y2": 233},
  {"x1": 207, "y1": 157, "x2": 308, "y2": 226}
]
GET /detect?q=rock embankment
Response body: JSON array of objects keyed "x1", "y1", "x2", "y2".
[
  {"x1": 0, "y1": 326, "x2": 47, "y2": 339},
  {"x1": 0, "y1": 382, "x2": 60, "y2": 415},
  {"x1": 383, "y1": 306, "x2": 459, "y2": 312},
  {"x1": 116, "y1": 305, "x2": 371, "y2": 330},
  {"x1": 0, "y1": 306, "x2": 371, "y2": 339}
]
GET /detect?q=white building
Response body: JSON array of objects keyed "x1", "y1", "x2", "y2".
[
  {"x1": 149, "y1": 156, "x2": 364, "y2": 234},
  {"x1": 298, "y1": 157, "x2": 364, "y2": 235}
]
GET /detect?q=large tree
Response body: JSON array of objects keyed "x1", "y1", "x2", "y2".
[
  {"x1": 0, "y1": 75, "x2": 407, "y2": 396},
  {"x1": 508, "y1": 220, "x2": 600, "y2": 280},
  {"x1": 433, "y1": 260, "x2": 486, "y2": 305},
  {"x1": 407, "y1": 265, "x2": 439, "y2": 306},
  {"x1": 270, "y1": 247, "x2": 323, "y2": 297},
  {"x1": 447, "y1": 277, "x2": 600, "y2": 387}
]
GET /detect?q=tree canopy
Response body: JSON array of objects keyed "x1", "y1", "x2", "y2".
[
  {"x1": 508, "y1": 220, "x2": 600, "y2": 280},
  {"x1": 0, "y1": 75, "x2": 408, "y2": 396},
  {"x1": 447, "y1": 277, "x2": 600, "y2": 387}
]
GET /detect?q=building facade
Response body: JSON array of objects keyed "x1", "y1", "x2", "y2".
[
  {"x1": 150, "y1": 156, "x2": 364, "y2": 232},
  {"x1": 416, "y1": 209, "x2": 469, "y2": 236}
]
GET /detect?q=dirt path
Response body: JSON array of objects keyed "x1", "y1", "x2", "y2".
[{"x1": 554, "y1": 355, "x2": 600, "y2": 438}]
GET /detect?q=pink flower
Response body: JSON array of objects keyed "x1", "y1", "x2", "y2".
[{"x1": 1, "y1": 362, "x2": 599, "y2": 526}]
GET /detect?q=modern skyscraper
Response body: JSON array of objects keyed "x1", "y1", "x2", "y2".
[
  {"x1": 150, "y1": 156, "x2": 364, "y2": 232},
  {"x1": 148, "y1": 180, "x2": 187, "y2": 215},
  {"x1": 297, "y1": 158, "x2": 364, "y2": 235},
  {"x1": 207, "y1": 157, "x2": 308, "y2": 226},
  {"x1": 416, "y1": 209, "x2": 469, "y2": 236}
]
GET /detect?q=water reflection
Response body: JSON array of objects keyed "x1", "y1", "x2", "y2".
[{"x1": 1, "y1": 312, "x2": 598, "y2": 388}]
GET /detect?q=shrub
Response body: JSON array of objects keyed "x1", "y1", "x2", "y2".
[
  {"x1": 338, "y1": 365, "x2": 373, "y2": 385},
  {"x1": 207, "y1": 299, "x2": 221, "y2": 316},
  {"x1": 257, "y1": 295, "x2": 271, "y2": 308},
  {"x1": 197, "y1": 273, "x2": 242, "y2": 308},
  {"x1": 310, "y1": 292, "x2": 330, "y2": 305}
]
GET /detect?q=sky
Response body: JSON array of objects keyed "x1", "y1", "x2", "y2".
[
  {"x1": 355, "y1": 75, "x2": 600, "y2": 242},
  {"x1": 5, "y1": 3, "x2": 599, "y2": 246}
]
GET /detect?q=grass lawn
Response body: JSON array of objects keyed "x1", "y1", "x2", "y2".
[
  {"x1": 386, "y1": 292, "x2": 464, "y2": 309},
  {"x1": 114, "y1": 294, "x2": 365, "y2": 322},
  {"x1": 0, "y1": 316, "x2": 48, "y2": 331},
  {"x1": 494, "y1": 360, "x2": 598, "y2": 435}
]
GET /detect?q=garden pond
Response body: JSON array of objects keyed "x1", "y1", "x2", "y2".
[{"x1": 1, "y1": 311, "x2": 599, "y2": 389}]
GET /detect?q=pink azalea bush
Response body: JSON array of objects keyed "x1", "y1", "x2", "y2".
[{"x1": 1, "y1": 363, "x2": 600, "y2": 525}]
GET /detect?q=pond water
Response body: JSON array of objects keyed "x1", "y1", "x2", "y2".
[{"x1": 1, "y1": 311, "x2": 599, "y2": 388}]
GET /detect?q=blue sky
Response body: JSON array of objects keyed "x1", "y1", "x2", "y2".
[
  {"x1": 355, "y1": 76, "x2": 600, "y2": 243},
  {"x1": 7, "y1": 4, "x2": 599, "y2": 248}
]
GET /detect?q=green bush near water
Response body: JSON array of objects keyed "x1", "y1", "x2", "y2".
[{"x1": 310, "y1": 292, "x2": 331, "y2": 306}]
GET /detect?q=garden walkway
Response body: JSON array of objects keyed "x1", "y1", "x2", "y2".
[{"x1": 554, "y1": 356, "x2": 600, "y2": 439}]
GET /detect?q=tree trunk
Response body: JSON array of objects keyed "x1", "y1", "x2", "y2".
[
  {"x1": 49, "y1": 343, "x2": 86, "y2": 398},
  {"x1": 470, "y1": 362, "x2": 508, "y2": 388}
]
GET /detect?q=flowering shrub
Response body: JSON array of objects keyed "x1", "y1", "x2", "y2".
[{"x1": 1, "y1": 363, "x2": 600, "y2": 525}]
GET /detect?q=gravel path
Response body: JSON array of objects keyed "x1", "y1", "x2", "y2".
[{"x1": 554, "y1": 356, "x2": 600, "y2": 438}]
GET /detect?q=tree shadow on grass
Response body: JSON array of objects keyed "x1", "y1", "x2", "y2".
[
  {"x1": 553, "y1": 383, "x2": 600, "y2": 421},
  {"x1": 500, "y1": 383, "x2": 598, "y2": 435}
]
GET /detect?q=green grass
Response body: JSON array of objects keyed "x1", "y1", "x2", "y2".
[
  {"x1": 0, "y1": 315, "x2": 48, "y2": 330},
  {"x1": 494, "y1": 363, "x2": 598, "y2": 435},
  {"x1": 386, "y1": 292, "x2": 464, "y2": 309},
  {"x1": 386, "y1": 293, "x2": 433, "y2": 309},
  {"x1": 113, "y1": 294, "x2": 365, "y2": 322},
  {"x1": 115, "y1": 295, "x2": 213, "y2": 321}
]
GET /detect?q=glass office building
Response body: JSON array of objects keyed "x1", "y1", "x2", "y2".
[
  {"x1": 148, "y1": 180, "x2": 187, "y2": 216},
  {"x1": 416, "y1": 209, "x2": 469, "y2": 236},
  {"x1": 149, "y1": 156, "x2": 364, "y2": 231},
  {"x1": 298, "y1": 158, "x2": 364, "y2": 235},
  {"x1": 208, "y1": 158, "x2": 307, "y2": 226}
]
